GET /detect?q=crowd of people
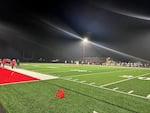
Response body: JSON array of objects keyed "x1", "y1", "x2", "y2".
[{"x1": 0, "y1": 58, "x2": 20, "y2": 69}]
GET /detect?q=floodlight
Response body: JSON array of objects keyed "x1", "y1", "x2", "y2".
[{"x1": 83, "y1": 38, "x2": 88, "y2": 43}]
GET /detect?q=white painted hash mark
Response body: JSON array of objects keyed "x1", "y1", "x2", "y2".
[
  {"x1": 61, "y1": 77, "x2": 150, "y2": 100},
  {"x1": 138, "y1": 77, "x2": 150, "y2": 80},
  {"x1": 147, "y1": 94, "x2": 150, "y2": 98},
  {"x1": 121, "y1": 75, "x2": 134, "y2": 79},
  {"x1": 113, "y1": 87, "x2": 119, "y2": 90},
  {"x1": 128, "y1": 90, "x2": 134, "y2": 94}
]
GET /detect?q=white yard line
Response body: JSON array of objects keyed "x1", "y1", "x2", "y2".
[
  {"x1": 61, "y1": 77, "x2": 150, "y2": 100},
  {"x1": 100, "y1": 72, "x2": 150, "y2": 87},
  {"x1": 5, "y1": 66, "x2": 58, "y2": 80}
]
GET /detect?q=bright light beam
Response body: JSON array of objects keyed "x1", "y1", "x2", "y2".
[
  {"x1": 83, "y1": 38, "x2": 88, "y2": 43},
  {"x1": 92, "y1": 1, "x2": 150, "y2": 21},
  {"x1": 102, "y1": 6, "x2": 150, "y2": 21},
  {"x1": 42, "y1": 19, "x2": 82, "y2": 40},
  {"x1": 42, "y1": 19, "x2": 150, "y2": 63}
]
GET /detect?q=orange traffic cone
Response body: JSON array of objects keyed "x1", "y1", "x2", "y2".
[{"x1": 55, "y1": 88, "x2": 65, "y2": 99}]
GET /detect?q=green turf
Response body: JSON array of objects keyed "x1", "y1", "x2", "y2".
[{"x1": 0, "y1": 63, "x2": 150, "y2": 113}]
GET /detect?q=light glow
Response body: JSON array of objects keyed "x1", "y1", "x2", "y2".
[
  {"x1": 83, "y1": 38, "x2": 88, "y2": 43},
  {"x1": 42, "y1": 19, "x2": 150, "y2": 63}
]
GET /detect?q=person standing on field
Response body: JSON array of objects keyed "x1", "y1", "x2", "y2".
[
  {"x1": 0, "y1": 59, "x2": 1, "y2": 67},
  {"x1": 10, "y1": 59, "x2": 16, "y2": 69},
  {"x1": 16, "y1": 59, "x2": 20, "y2": 67},
  {"x1": 2, "y1": 59, "x2": 6, "y2": 68}
]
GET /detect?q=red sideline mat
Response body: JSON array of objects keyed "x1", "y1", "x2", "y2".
[{"x1": 0, "y1": 68, "x2": 39, "y2": 85}]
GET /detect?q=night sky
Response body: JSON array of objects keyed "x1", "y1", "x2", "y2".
[{"x1": 0, "y1": 0, "x2": 150, "y2": 62}]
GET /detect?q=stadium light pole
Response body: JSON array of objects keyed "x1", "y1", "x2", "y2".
[{"x1": 82, "y1": 37, "x2": 88, "y2": 63}]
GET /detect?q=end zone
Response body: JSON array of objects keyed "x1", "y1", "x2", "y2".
[{"x1": 0, "y1": 67, "x2": 58, "y2": 85}]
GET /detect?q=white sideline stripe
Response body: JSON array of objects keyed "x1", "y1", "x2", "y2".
[
  {"x1": 128, "y1": 90, "x2": 134, "y2": 94},
  {"x1": 89, "y1": 82, "x2": 95, "y2": 85},
  {"x1": 61, "y1": 77, "x2": 150, "y2": 100},
  {"x1": 113, "y1": 87, "x2": 119, "y2": 90},
  {"x1": 67, "y1": 70, "x2": 130, "y2": 78},
  {"x1": 147, "y1": 94, "x2": 150, "y2": 98},
  {"x1": 100, "y1": 72, "x2": 150, "y2": 87},
  {"x1": 5, "y1": 67, "x2": 58, "y2": 80}
]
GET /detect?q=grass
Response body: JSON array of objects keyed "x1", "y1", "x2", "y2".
[{"x1": 0, "y1": 63, "x2": 150, "y2": 113}]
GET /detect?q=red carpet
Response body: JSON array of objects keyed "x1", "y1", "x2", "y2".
[{"x1": 0, "y1": 68, "x2": 39, "y2": 85}]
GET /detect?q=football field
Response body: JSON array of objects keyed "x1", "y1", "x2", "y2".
[{"x1": 0, "y1": 63, "x2": 150, "y2": 113}]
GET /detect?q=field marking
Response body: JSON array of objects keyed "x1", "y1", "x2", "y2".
[
  {"x1": 138, "y1": 77, "x2": 150, "y2": 80},
  {"x1": 147, "y1": 94, "x2": 150, "y2": 98},
  {"x1": 5, "y1": 66, "x2": 58, "y2": 80},
  {"x1": 89, "y1": 82, "x2": 95, "y2": 85},
  {"x1": 93, "y1": 111, "x2": 98, "y2": 113},
  {"x1": 65, "y1": 69, "x2": 130, "y2": 78},
  {"x1": 121, "y1": 75, "x2": 134, "y2": 79},
  {"x1": 61, "y1": 77, "x2": 150, "y2": 100},
  {"x1": 113, "y1": 87, "x2": 119, "y2": 90},
  {"x1": 128, "y1": 90, "x2": 134, "y2": 94},
  {"x1": 73, "y1": 79, "x2": 78, "y2": 81},
  {"x1": 80, "y1": 81, "x2": 86, "y2": 83},
  {"x1": 100, "y1": 72, "x2": 150, "y2": 87},
  {"x1": 100, "y1": 86, "x2": 150, "y2": 100},
  {"x1": 70, "y1": 69, "x2": 91, "y2": 72}
]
